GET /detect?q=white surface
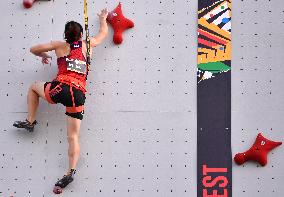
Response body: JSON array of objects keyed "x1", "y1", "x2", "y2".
[{"x1": 0, "y1": 0, "x2": 283, "y2": 196}]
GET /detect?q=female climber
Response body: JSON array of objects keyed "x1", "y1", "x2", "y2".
[{"x1": 13, "y1": 8, "x2": 108, "y2": 189}]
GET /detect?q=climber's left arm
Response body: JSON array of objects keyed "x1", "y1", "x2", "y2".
[{"x1": 30, "y1": 40, "x2": 62, "y2": 57}]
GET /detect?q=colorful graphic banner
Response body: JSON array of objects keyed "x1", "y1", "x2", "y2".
[{"x1": 197, "y1": 0, "x2": 232, "y2": 196}]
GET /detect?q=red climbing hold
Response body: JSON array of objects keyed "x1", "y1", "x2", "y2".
[
  {"x1": 106, "y1": 2, "x2": 134, "y2": 44},
  {"x1": 234, "y1": 133, "x2": 282, "y2": 166},
  {"x1": 23, "y1": 0, "x2": 51, "y2": 9},
  {"x1": 23, "y1": 0, "x2": 36, "y2": 8},
  {"x1": 53, "y1": 186, "x2": 63, "y2": 194}
]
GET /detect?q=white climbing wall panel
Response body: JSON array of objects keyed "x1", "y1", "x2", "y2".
[
  {"x1": 0, "y1": 0, "x2": 283, "y2": 197},
  {"x1": 232, "y1": 0, "x2": 284, "y2": 196},
  {"x1": 0, "y1": 0, "x2": 197, "y2": 196}
]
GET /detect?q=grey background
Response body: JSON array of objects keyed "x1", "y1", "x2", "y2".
[{"x1": 0, "y1": 0, "x2": 283, "y2": 196}]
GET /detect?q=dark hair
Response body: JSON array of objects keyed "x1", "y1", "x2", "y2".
[{"x1": 64, "y1": 21, "x2": 83, "y2": 44}]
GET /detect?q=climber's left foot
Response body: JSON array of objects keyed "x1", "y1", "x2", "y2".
[{"x1": 13, "y1": 119, "x2": 37, "y2": 132}]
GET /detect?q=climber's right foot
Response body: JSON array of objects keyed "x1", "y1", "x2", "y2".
[
  {"x1": 54, "y1": 169, "x2": 76, "y2": 189},
  {"x1": 13, "y1": 119, "x2": 37, "y2": 132}
]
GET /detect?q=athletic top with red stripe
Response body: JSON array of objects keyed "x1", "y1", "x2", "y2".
[{"x1": 56, "y1": 41, "x2": 89, "y2": 93}]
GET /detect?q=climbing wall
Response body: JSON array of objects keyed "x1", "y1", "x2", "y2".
[
  {"x1": 0, "y1": 0, "x2": 197, "y2": 196},
  {"x1": 232, "y1": 0, "x2": 284, "y2": 196},
  {"x1": 0, "y1": 0, "x2": 283, "y2": 197}
]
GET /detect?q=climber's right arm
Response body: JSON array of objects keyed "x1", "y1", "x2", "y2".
[{"x1": 89, "y1": 8, "x2": 108, "y2": 48}]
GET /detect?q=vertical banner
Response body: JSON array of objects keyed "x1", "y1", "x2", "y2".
[{"x1": 197, "y1": 0, "x2": 232, "y2": 196}]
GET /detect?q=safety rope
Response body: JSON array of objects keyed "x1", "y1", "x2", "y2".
[{"x1": 84, "y1": 0, "x2": 91, "y2": 76}]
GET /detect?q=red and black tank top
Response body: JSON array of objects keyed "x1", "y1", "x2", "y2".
[{"x1": 55, "y1": 41, "x2": 89, "y2": 93}]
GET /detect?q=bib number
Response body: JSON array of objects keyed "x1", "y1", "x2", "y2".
[{"x1": 66, "y1": 58, "x2": 87, "y2": 74}]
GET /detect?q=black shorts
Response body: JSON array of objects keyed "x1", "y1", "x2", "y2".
[{"x1": 44, "y1": 80, "x2": 86, "y2": 120}]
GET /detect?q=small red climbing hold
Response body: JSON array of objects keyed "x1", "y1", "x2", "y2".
[
  {"x1": 234, "y1": 133, "x2": 282, "y2": 166},
  {"x1": 23, "y1": 0, "x2": 36, "y2": 9},
  {"x1": 53, "y1": 186, "x2": 63, "y2": 194}
]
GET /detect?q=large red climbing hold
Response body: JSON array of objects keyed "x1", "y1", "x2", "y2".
[
  {"x1": 106, "y1": 2, "x2": 134, "y2": 44},
  {"x1": 234, "y1": 133, "x2": 282, "y2": 166}
]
